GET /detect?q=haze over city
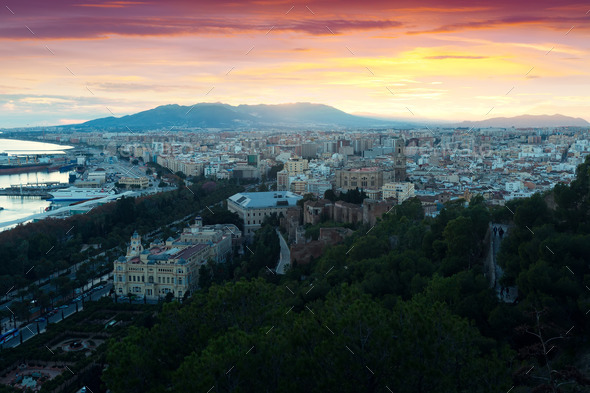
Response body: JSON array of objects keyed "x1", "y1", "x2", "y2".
[{"x1": 1, "y1": 0, "x2": 590, "y2": 127}]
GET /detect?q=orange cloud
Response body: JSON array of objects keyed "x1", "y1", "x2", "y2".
[{"x1": 74, "y1": 1, "x2": 147, "y2": 8}]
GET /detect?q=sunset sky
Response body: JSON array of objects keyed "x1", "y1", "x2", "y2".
[{"x1": 1, "y1": 0, "x2": 589, "y2": 127}]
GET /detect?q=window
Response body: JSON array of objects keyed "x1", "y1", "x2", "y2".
[
  {"x1": 149, "y1": 276, "x2": 154, "y2": 283},
  {"x1": 128, "y1": 275, "x2": 131, "y2": 281},
  {"x1": 158, "y1": 277, "x2": 161, "y2": 283},
  {"x1": 178, "y1": 278, "x2": 182, "y2": 285},
  {"x1": 118, "y1": 275, "x2": 122, "y2": 282},
  {"x1": 141, "y1": 276, "x2": 144, "y2": 282}
]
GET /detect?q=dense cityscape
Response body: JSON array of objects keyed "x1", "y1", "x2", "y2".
[
  {"x1": 1, "y1": 0, "x2": 590, "y2": 392},
  {"x1": 0, "y1": 117, "x2": 589, "y2": 392}
]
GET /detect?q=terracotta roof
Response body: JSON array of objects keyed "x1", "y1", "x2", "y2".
[{"x1": 172, "y1": 244, "x2": 208, "y2": 260}]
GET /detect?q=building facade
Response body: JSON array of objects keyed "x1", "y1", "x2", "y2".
[
  {"x1": 390, "y1": 137, "x2": 407, "y2": 182},
  {"x1": 231, "y1": 165, "x2": 261, "y2": 179},
  {"x1": 277, "y1": 170, "x2": 290, "y2": 191},
  {"x1": 382, "y1": 182, "x2": 415, "y2": 203},
  {"x1": 178, "y1": 216, "x2": 237, "y2": 263},
  {"x1": 290, "y1": 180, "x2": 307, "y2": 195},
  {"x1": 227, "y1": 191, "x2": 303, "y2": 238},
  {"x1": 301, "y1": 143, "x2": 318, "y2": 159},
  {"x1": 113, "y1": 232, "x2": 205, "y2": 300},
  {"x1": 119, "y1": 176, "x2": 150, "y2": 189},
  {"x1": 284, "y1": 158, "x2": 309, "y2": 174},
  {"x1": 335, "y1": 167, "x2": 385, "y2": 191},
  {"x1": 113, "y1": 219, "x2": 240, "y2": 300}
]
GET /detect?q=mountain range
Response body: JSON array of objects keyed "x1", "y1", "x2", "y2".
[
  {"x1": 457, "y1": 114, "x2": 590, "y2": 128},
  {"x1": 63, "y1": 103, "x2": 589, "y2": 131},
  {"x1": 74, "y1": 103, "x2": 414, "y2": 130}
]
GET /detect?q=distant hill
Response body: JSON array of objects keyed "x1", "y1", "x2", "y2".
[
  {"x1": 458, "y1": 114, "x2": 590, "y2": 128},
  {"x1": 72, "y1": 102, "x2": 413, "y2": 130}
]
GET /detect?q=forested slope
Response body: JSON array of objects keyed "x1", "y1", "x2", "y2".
[{"x1": 103, "y1": 157, "x2": 590, "y2": 393}]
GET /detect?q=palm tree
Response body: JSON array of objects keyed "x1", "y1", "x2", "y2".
[
  {"x1": 48, "y1": 291, "x2": 56, "y2": 308},
  {"x1": 13, "y1": 301, "x2": 31, "y2": 325}
]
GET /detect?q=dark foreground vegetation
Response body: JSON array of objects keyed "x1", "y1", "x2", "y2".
[
  {"x1": 102, "y1": 157, "x2": 590, "y2": 393},
  {"x1": 0, "y1": 298, "x2": 159, "y2": 393}
]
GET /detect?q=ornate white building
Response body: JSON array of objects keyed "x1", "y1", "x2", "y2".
[{"x1": 113, "y1": 218, "x2": 241, "y2": 300}]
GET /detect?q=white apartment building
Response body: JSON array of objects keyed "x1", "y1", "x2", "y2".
[
  {"x1": 205, "y1": 164, "x2": 220, "y2": 177},
  {"x1": 505, "y1": 181, "x2": 522, "y2": 192},
  {"x1": 382, "y1": 182, "x2": 415, "y2": 203},
  {"x1": 284, "y1": 158, "x2": 309, "y2": 174}
]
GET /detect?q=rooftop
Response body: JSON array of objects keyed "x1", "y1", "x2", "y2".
[
  {"x1": 343, "y1": 167, "x2": 380, "y2": 172},
  {"x1": 228, "y1": 191, "x2": 303, "y2": 209},
  {"x1": 172, "y1": 243, "x2": 209, "y2": 260}
]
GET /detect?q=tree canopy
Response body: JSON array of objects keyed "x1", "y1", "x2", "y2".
[{"x1": 102, "y1": 156, "x2": 590, "y2": 393}]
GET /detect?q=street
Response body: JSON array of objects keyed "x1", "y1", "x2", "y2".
[
  {"x1": 491, "y1": 223, "x2": 518, "y2": 303},
  {"x1": 3, "y1": 250, "x2": 112, "y2": 303},
  {"x1": 275, "y1": 229, "x2": 291, "y2": 275},
  {"x1": 1, "y1": 258, "x2": 114, "y2": 330},
  {"x1": 1, "y1": 282, "x2": 112, "y2": 349}
]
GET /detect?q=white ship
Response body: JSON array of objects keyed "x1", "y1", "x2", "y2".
[{"x1": 48, "y1": 187, "x2": 115, "y2": 202}]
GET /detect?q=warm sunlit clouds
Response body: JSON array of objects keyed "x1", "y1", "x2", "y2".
[{"x1": 0, "y1": 0, "x2": 589, "y2": 127}]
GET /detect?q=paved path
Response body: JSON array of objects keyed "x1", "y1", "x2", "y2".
[
  {"x1": 1, "y1": 283, "x2": 112, "y2": 349},
  {"x1": 491, "y1": 223, "x2": 518, "y2": 303},
  {"x1": 275, "y1": 229, "x2": 291, "y2": 275}
]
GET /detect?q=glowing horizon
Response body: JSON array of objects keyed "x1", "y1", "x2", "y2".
[{"x1": 1, "y1": 0, "x2": 589, "y2": 127}]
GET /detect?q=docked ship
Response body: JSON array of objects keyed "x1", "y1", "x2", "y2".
[
  {"x1": 0, "y1": 153, "x2": 51, "y2": 174},
  {"x1": 48, "y1": 187, "x2": 115, "y2": 202},
  {"x1": 0, "y1": 162, "x2": 51, "y2": 175}
]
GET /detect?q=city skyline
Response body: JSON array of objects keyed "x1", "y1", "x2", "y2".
[{"x1": 1, "y1": 0, "x2": 590, "y2": 127}]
